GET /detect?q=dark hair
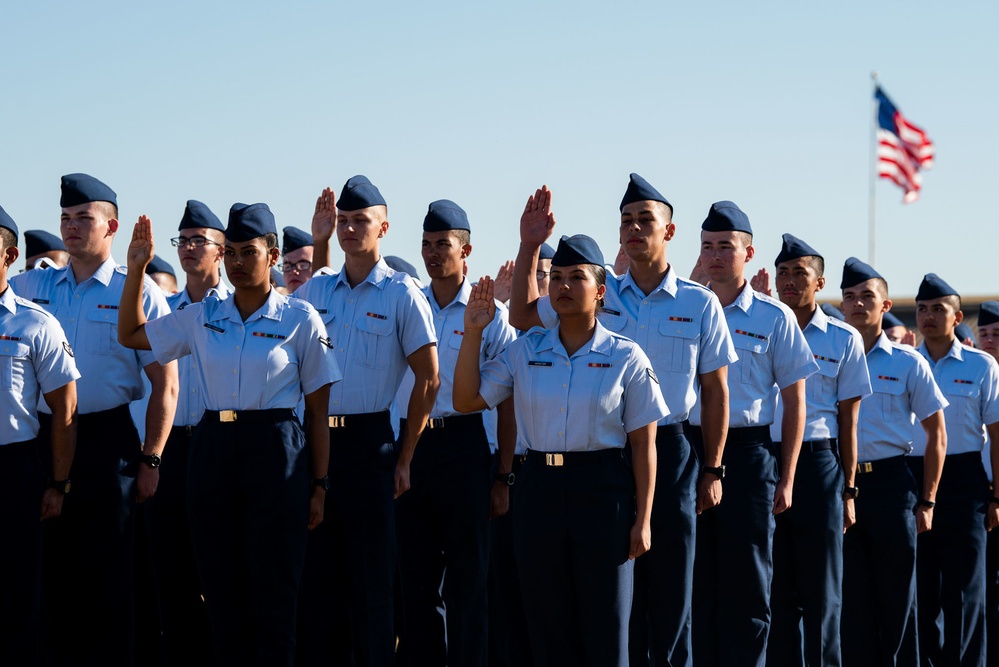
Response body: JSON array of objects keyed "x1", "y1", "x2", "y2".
[
  {"x1": 0, "y1": 227, "x2": 15, "y2": 252},
  {"x1": 451, "y1": 229, "x2": 471, "y2": 246},
  {"x1": 585, "y1": 264, "x2": 607, "y2": 309},
  {"x1": 263, "y1": 233, "x2": 279, "y2": 249}
]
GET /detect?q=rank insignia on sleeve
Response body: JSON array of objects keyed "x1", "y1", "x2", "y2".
[
  {"x1": 320, "y1": 336, "x2": 333, "y2": 349},
  {"x1": 647, "y1": 368, "x2": 659, "y2": 384},
  {"x1": 63, "y1": 341, "x2": 74, "y2": 358}
]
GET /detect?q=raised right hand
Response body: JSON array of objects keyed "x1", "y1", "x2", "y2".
[
  {"x1": 128, "y1": 216, "x2": 155, "y2": 271},
  {"x1": 312, "y1": 187, "x2": 337, "y2": 242},
  {"x1": 520, "y1": 185, "x2": 555, "y2": 248},
  {"x1": 465, "y1": 277, "x2": 497, "y2": 332}
]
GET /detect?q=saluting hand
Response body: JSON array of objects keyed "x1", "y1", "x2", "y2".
[
  {"x1": 520, "y1": 185, "x2": 555, "y2": 248},
  {"x1": 312, "y1": 187, "x2": 337, "y2": 242},
  {"x1": 688, "y1": 257, "x2": 709, "y2": 286},
  {"x1": 127, "y1": 215, "x2": 155, "y2": 272},
  {"x1": 465, "y1": 277, "x2": 497, "y2": 332}
]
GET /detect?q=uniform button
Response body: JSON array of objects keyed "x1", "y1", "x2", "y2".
[
  {"x1": 334, "y1": 400, "x2": 340, "y2": 405},
  {"x1": 640, "y1": 325, "x2": 645, "y2": 329},
  {"x1": 558, "y1": 431, "x2": 563, "y2": 436},
  {"x1": 232, "y1": 369, "x2": 238, "y2": 374},
  {"x1": 3, "y1": 347, "x2": 8, "y2": 352},
  {"x1": 191, "y1": 388, "x2": 196, "y2": 393},
  {"x1": 231, "y1": 393, "x2": 237, "y2": 398},
  {"x1": 235, "y1": 345, "x2": 240, "y2": 350},
  {"x1": 560, "y1": 407, "x2": 565, "y2": 412},
  {"x1": 349, "y1": 298, "x2": 355, "y2": 304},
  {"x1": 643, "y1": 300, "x2": 648, "y2": 304},
  {"x1": 75, "y1": 294, "x2": 80, "y2": 299},
  {"x1": 70, "y1": 318, "x2": 75, "y2": 323},
  {"x1": 339, "y1": 348, "x2": 344, "y2": 352},
  {"x1": 562, "y1": 383, "x2": 567, "y2": 388},
  {"x1": 343, "y1": 324, "x2": 349, "y2": 329}
]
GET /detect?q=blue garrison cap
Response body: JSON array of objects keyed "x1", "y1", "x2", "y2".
[
  {"x1": 336, "y1": 175, "x2": 386, "y2": 212},
  {"x1": 955, "y1": 323, "x2": 975, "y2": 344},
  {"x1": 25, "y1": 229, "x2": 66, "y2": 256},
  {"x1": 701, "y1": 201, "x2": 752, "y2": 234},
  {"x1": 775, "y1": 233, "x2": 823, "y2": 266},
  {"x1": 916, "y1": 273, "x2": 959, "y2": 301},
  {"x1": 840, "y1": 257, "x2": 883, "y2": 290},
  {"x1": 145, "y1": 256, "x2": 175, "y2": 278},
  {"x1": 384, "y1": 255, "x2": 421, "y2": 281},
  {"x1": 60, "y1": 173, "x2": 117, "y2": 209},
  {"x1": 979, "y1": 301, "x2": 999, "y2": 327},
  {"x1": 423, "y1": 199, "x2": 470, "y2": 232},
  {"x1": 820, "y1": 303, "x2": 844, "y2": 321},
  {"x1": 539, "y1": 242, "x2": 556, "y2": 261},
  {"x1": 552, "y1": 234, "x2": 604, "y2": 267},
  {"x1": 226, "y1": 203, "x2": 277, "y2": 242},
  {"x1": 620, "y1": 173, "x2": 673, "y2": 214},
  {"x1": 0, "y1": 205, "x2": 18, "y2": 243},
  {"x1": 882, "y1": 312, "x2": 905, "y2": 330},
  {"x1": 270, "y1": 267, "x2": 285, "y2": 288},
  {"x1": 179, "y1": 200, "x2": 224, "y2": 232},
  {"x1": 282, "y1": 226, "x2": 313, "y2": 253}
]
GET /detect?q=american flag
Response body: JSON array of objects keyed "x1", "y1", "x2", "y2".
[{"x1": 875, "y1": 86, "x2": 935, "y2": 204}]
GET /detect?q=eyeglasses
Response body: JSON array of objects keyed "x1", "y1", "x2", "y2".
[
  {"x1": 536, "y1": 270, "x2": 551, "y2": 280},
  {"x1": 279, "y1": 260, "x2": 312, "y2": 272},
  {"x1": 171, "y1": 236, "x2": 221, "y2": 249}
]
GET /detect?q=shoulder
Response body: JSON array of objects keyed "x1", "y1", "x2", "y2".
[
  {"x1": 752, "y1": 291, "x2": 795, "y2": 318},
  {"x1": 285, "y1": 295, "x2": 320, "y2": 317},
  {"x1": 825, "y1": 317, "x2": 863, "y2": 343},
  {"x1": 963, "y1": 345, "x2": 999, "y2": 371},
  {"x1": 8, "y1": 295, "x2": 56, "y2": 330},
  {"x1": 674, "y1": 275, "x2": 717, "y2": 300}
]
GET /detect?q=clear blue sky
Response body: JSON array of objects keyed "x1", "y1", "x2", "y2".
[{"x1": 3, "y1": 1, "x2": 996, "y2": 297}]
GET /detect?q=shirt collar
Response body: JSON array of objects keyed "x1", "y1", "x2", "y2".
[
  {"x1": 724, "y1": 281, "x2": 755, "y2": 314},
  {"x1": 0, "y1": 286, "x2": 16, "y2": 314},
  {"x1": 176, "y1": 281, "x2": 231, "y2": 308},
  {"x1": 57, "y1": 256, "x2": 118, "y2": 288},
  {"x1": 917, "y1": 337, "x2": 965, "y2": 364},
  {"x1": 333, "y1": 257, "x2": 391, "y2": 292},
  {"x1": 620, "y1": 265, "x2": 678, "y2": 299},
  {"x1": 534, "y1": 321, "x2": 614, "y2": 359},
  {"x1": 212, "y1": 288, "x2": 285, "y2": 325},
  {"x1": 871, "y1": 331, "x2": 894, "y2": 356},
  {"x1": 804, "y1": 305, "x2": 828, "y2": 333}
]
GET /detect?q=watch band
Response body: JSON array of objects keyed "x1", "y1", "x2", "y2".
[
  {"x1": 49, "y1": 479, "x2": 72, "y2": 495},
  {"x1": 917, "y1": 498, "x2": 936, "y2": 509},
  {"x1": 313, "y1": 476, "x2": 331, "y2": 491},
  {"x1": 703, "y1": 465, "x2": 726, "y2": 479},
  {"x1": 139, "y1": 453, "x2": 161, "y2": 468},
  {"x1": 495, "y1": 471, "x2": 516, "y2": 487},
  {"x1": 843, "y1": 486, "x2": 860, "y2": 500}
]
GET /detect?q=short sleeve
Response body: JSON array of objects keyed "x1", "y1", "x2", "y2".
[
  {"x1": 696, "y1": 295, "x2": 738, "y2": 375},
  {"x1": 621, "y1": 345, "x2": 670, "y2": 433},
  {"x1": 31, "y1": 316, "x2": 81, "y2": 394},
  {"x1": 396, "y1": 282, "x2": 437, "y2": 357},
  {"x1": 478, "y1": 344, "x2": 517, "y2": 409},
  {"x1": 145, "y1": 306, "x2": 197, "y2": 365},
  {"x1": 981, "y1": 356, "x2": 999, "y2": 426},
  {"x1": 138, "y1": 277, "x2": 174, "y2": 368},
  {"x1": 771, "y1": 307, "x2": 818, "y2": 390},
  {"x1": 537, "y1": 295, "x2": 558, "y2": 329},
  {"x1": 909, "y1": 353, "x2": 948, "y2": 422},
  {"x1": 295, "y1": 307, "x2": 343, "y2": 396}
]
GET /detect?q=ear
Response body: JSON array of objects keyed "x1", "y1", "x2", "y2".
[
  {"x1": 596, "y1": 283, "x2": 607, "y2": 301},
  {"x1": 379, "y1": 220, "x2": 390, "y2": 238},
  {"x1": 815, "y1": 275, "x2": 826, "y2": 293},
  {"x1": 268, "y1": 246, "x2": 280, "y2": 267},
  {"x1": 461, "y1": 243, "x2": 472, "y2": 259},
  {"x1": 3, "y1": 245, "x2": 18, "y2": 268},
  {"x1": 882, "y1": 299, "x2": 893, "y2": 314},
  {"x1": 955, "y1": 310, "x2": 965, "y2": 325},
  {"x1": 664, "y1": 222, "x2": 676, "y2": 242},
  {"x1": 745, "y1": 244, "x2": 755, "y2": 261},
  {"x1": 107, "y1": 218, "x2": 119, "y2": 235}
]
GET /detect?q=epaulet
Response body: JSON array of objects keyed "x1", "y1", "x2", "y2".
[
  {"x1": 825, "y1": 317, "x2": 860, "y2": 335},
  {"x1": 286, "y1": 296, "x2": 318, "y2": 314},
  {"x1": 675, "y1": 275, "x2": 714, "y2": 294},
  {"x1": 114, "y1": 265, "x2": 129, "y2": 275},
  {"x1": 10, "y1": 294, "x2": 51, "y2": 318}
]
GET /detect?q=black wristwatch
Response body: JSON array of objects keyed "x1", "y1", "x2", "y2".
[
  {"x1": 313, "y1": 476, "x2": 331, "y2": 491},
  {"x1": 703, "y1": 465, "x2": 726, "y2": 480},
  {"x1": 917, "y1": 498, "x2": 936, "y2": 509},
  {"x1": 49, "y1": 479, "x2": 72, "y2": 495},
  {"x1": 139, "y1": 453, "x2": 161, "y2": 468},
  {"x1": 843, "y1": 486, "x2": 860, "y2": 500},
  {"x1": 495, "y1": 471, "x2": 516, "y2": 487}
]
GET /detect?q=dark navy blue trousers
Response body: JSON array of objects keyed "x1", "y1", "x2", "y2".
[
  {"x1": 40, "y1": 404, "x2": 138, "y2": 667},
  {"x1": 143, "y1": 425, "x2": 211, "y2": 666},
  {"x1": 0, "y1": 439, "x2": 45, "y2": 667},
  {"x1": 514, "y1": 448, "x2": 635, "y2": 667},
  {"x1": 629, "y1": 422, "x2": 696, "y2": 667},
  {"x1": 908, "y1": 452, "x2": 988, "y2": 667},
  {"x1": 189, "y1": 409, "x2": 309, "y2": 667},
  {"x1": 767, "y1": 441, "x2": 845, "y2": 667},
  {"x1": 842, "y1": 455, "x2": 919, "y2": 667},
  {"x1": 395, "y1": 414, "x2": 491, "y2": 667},
  {"x1": 488, "y1": 454, "x2": 533, "y2": 667},
  {"x1": 986, "y1": 512, "x2": 999, "y2": 667},
  {"x1": 691, "y1": 425, "x2": 778, "y2": 667},
  {"x1": 299, "y1": 411, "x2": 397, "y2": 667}
]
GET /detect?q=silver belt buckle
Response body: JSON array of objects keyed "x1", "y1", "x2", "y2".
[
  {"x1": 328, "y1": 416, "x2": 347, "y2": 428},
  {"x1": 545, "y1": 453, "x2": 565, "y2": 467},
  {"x1": 427, "y1": 418, "x2": 445, "y2": 430},
  {"x1": 219, "y1": 410, "x2": 237, "y2": 423},
  {"x1": 857, "y1": 461, "x2": 874, "y2": 474}
]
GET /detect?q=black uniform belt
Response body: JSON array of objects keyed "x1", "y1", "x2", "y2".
[
  {"x1": 856, "y1": 454, "x2": 906, "y2": 475},
  {"x1": 327, "y1": 410, "x2": 391, "y2": 431},
  {"x1": 656, "y1": 422, "x2": 686, "y2": 439},
  {"x1": 726, "y1": 425, "x2": 771, "y2": 444},
  {"x1": 402, "y1": 413, "x2": 485, "y2": 432},
  {"x1": 172, "y1": 424, "x2": 196, "y2": 437},
  {"x1": 526, "y1": 448, "x2": 624, "y2": 468},
  {"x1": 204, "y1": 408, "x2": 296, "y2": 423},
  {"x1": 802, "y1": 438, "x2": 836, "y2": 453}
]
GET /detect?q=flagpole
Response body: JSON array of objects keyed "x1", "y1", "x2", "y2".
[{"x1": 868, "y1": 71, "x2": 879, "y2": 265}]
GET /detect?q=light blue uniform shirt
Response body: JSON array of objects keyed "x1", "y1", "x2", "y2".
[
  {"x1": 538, "y1": 266, "x2": 736, "y2": 425},
  {"x1": 770, "y1": 306, "x2": 872, "y2": 442},
  {"x1": 166, "y1": 283, "x2": 233, "y2": 426},
  {"x1": 478, "y1": 322, "x2": 669, "y2": 452},
  {"x1": 857, "y1": 333, "x2": 947, "y2": 462},
  {"x1": 294, "y1": 258, "x2": 436, "y2": 415},
  {"x1": 690, "y1": 282, "x2": 817, "y2": 428},
  {"x1": 0, "y1": 287, "x2": 80, "y2": 445},
  {"x1": 144, "y1": 289, "x2": 340, "y2": 410},
  {"x1": 396, "y1": 279, "x2": 518, "y2": 419},
  {"x1": 10, "y1": 257, "x2": 170, "y2": 414},
  {"x1": 909, "y1": 339, "x2": 999, "y2": 456}
]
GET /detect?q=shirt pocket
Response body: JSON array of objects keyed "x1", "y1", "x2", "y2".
[
  {"x1": 85, "y1": 307, "x2": 118, "y2": 354},
  {"x1": 871, "y1": 376, "x2": 906, "y2": 422},
  {"x1": 943, "y1": 381, "x2": 980, "y2": 427},
  {"x1": 658, "y1": 319, "x2": 700, "y2": 375},
  {"x1": 730, "y1": 334, "x2": 770, "y2": 385},
  {"x1": 354, "y1": 314, "x2": 394, "y2": 369},
  {"x1": 807, "y1": 359, "x2": 839, "y2": 405},
  {"x1": 0, "y1": 342, "x2": 30, "y2": 391}
]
